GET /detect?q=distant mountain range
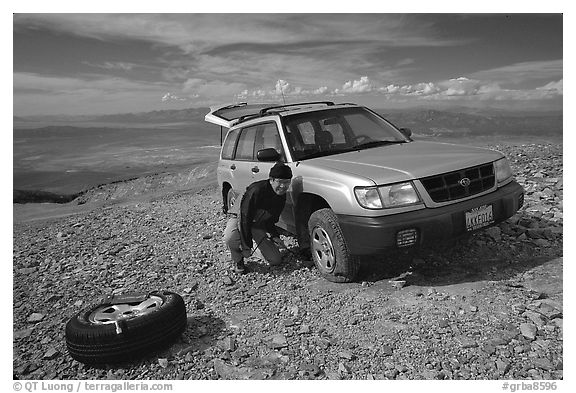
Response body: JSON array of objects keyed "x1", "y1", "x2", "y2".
[
  {"x1": 14, "y1": 106, "x2": 562, "y2": 137},
  {"x1": 14, "y1": 107, "x2": 209, "y2": 126},
  {"x1": 378, "y1": 108, "x2": 562, "y2": 137}
]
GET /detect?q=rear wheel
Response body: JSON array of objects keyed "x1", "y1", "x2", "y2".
[
  {"x1": 308, "y1": 208, "x2": 359, "y2": 283},
  {"x1": 226, "y1": 188, "x2": 237, "y2": 212}
]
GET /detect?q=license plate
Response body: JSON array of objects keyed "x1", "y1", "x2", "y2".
[{"x1": 465, "y1": 204, "x2": 494, "y2": 231}]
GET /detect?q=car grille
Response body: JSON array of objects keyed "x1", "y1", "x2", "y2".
[{"x1": 421, "y1": 163, "x2": 495, "y2": 203}]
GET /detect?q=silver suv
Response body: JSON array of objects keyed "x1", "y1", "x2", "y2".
[{"x1": 205, "y1": 102, "x2": 524, "y2": 282}]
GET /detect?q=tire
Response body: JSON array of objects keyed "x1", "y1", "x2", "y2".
[
  {"x1": 308, "y1": 208, "x2": 360, "y2": 283},
  {"x1": 65, "y1": 291, "x2": 187, "y2": 365}
]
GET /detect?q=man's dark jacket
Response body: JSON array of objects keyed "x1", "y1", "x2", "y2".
[{"x1": 234, "y1": 179, "x2": 286, "y2": 251}]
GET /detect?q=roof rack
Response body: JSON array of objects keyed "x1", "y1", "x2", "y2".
[
  {"x1": 259, "y1": 101, "x2": 335, "y2": 117},
  {"x1": 236, "y1": 113, "x2": 262, "y2": 124}
]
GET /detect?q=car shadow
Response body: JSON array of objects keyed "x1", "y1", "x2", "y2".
[
  {"x1": 356, "y1": 211, "x2": 562, "y2": 288},
  {"x1": 79, "y1": 314, "x2": 226, "y2": 370},
  {"x1": 235, "y1": 210, "x2": 562, "y2": 291}
]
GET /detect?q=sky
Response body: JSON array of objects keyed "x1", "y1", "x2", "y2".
[{"x1": 12, "y1": 12, "x2": 564, "y2": 116}]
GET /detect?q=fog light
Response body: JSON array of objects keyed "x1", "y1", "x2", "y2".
[{"x1": 396, "y1": 229, "x2": 418, "y2": 247}]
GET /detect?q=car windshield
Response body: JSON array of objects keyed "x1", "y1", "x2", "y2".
[{"x1": 282, "y1": 107, "x2": 408, "y2": 161}]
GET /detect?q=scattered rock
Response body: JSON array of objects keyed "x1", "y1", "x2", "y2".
[
  {"x1": 338, "y1": 362, "x2": 351, "y2": 374},
  {"x1": 338, "y1": 350, "x2": 355, "y2": 360},
  {"x1": 486, "y1": 227, "x2": 502, "y2": 241},
  {"x1": 27, "y1": 313, "x2": 45, "y2": 323},
  {"x1": 14, "y1": 329, "x2": 34, "y2": 340},
  {"x1": 520, "y1": 323, "x2": 538, "y2": 340},
  {"x1": 42, "y1": 348, "x2": 60, "y2": 360},
  {"x1": 458, "y1": 336, "x2": 478, "y2": 349},
  {"x1": 496, "y1": 359, "x2": 510, "y2": 375},
  {"x1": 523, "y1": 310, "x2": 546, "y2": 327},
  {"x1": 158, "y1": 358, "x2": 169, "y2": 368},
  {"x1": 381, "y1": 345, "x2": 394, "y2": 356},
  {"x1": 222, "y1": 336, "x2": 236, "y2": 352},
  {"x1": 533, "y1": 358, "x2": 554, "y2": 371},
  {"x1": 264, "y1": 334, "x2": 288, "y2": 349},
  {"x1": 283, "y1": 318, "x2": 296, "y2": 327},
  {"x1": 298, "y1": 325, "x2": 311, "y2": 335}
]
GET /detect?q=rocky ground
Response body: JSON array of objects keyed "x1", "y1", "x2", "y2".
[{"x1": 12, "y1": 142, "x2": 563, "y2": 380}]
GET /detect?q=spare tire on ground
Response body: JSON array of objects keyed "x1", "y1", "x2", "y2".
[{"x1": 65, "y1": 290, "x2": 187, "y2": 365}]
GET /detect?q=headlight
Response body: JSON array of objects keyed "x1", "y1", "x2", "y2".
[
  {"x1": 355, "y1": 181, "x2": 421, "y2": 209},
  {"x1": 379, "y1": 182, "x2": 421, "y2": 207},
  {"x1": 494, "y1": 158, "x2": 513, "y2": 183},
  {"x1": 354, "y1": 187, "x2": 382, "y2": 209}
]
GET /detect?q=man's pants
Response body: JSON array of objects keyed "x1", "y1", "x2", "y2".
[{"x1": 223, "y1": 217, "x2": 282, "y2": 265}]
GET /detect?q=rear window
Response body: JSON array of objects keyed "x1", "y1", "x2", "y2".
[
  {"x1": 235, "y1": 126, "x2": 258, "y2": 160},
  {"x1": 221, "y1": 128, "x2": 239, "y2": 160}
]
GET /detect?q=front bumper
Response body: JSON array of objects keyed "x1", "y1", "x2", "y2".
[{"x1": 338, "y1": 180, "x2": 524, "y2": 255}]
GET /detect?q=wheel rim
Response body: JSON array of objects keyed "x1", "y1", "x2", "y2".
[
  {"x1": 88, "y1": 295, "x2": 163, "y2": 324},
  {"x1": 311, "y1": 226, "x2": 336, "y2": 273}
]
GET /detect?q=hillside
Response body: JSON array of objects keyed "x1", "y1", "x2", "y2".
[{"x1": 12, "y1": 142, "x2": 563, "y2": 380}]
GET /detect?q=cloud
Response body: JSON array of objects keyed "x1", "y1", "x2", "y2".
[
  {"x1": 13, "y1": 14, "x2": 466, "y2": 53},
  {"x1": 338, "y1": 76, "x2": 374, "y2": 94},
  {"x1": 83, "y1": 61, "x2": 135, "y2": 72},
  {"x1": 161, "y1": 93, "x2": 187, "y2": 102}
]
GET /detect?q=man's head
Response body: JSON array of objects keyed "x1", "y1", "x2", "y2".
[{"x1": 269, "y1": 162, "x2": 292, "y2": 195}]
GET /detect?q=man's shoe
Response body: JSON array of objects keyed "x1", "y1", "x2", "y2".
[{"x1": 233, "y1": 260, "x2": 246, "y2": 274}]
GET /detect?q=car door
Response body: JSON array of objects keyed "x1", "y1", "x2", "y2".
[
  {"x1": 232, "y1": 124, "x2": 260, "y2": 195},
  {"x1": 251, "y1": 122, "x2": 286, "y2": 183},
  {"x1": 251, "y1": 122, "x2": 295, "y2": 230},
  {"x1": 218, "y1": 127, "x2": 240, "y2": 207}
]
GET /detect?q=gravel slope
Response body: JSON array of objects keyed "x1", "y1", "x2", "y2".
[{"x1": 13, "y1": 143, "x2": 563, "y2": 380}]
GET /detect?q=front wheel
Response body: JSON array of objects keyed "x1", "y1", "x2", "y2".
[{"x1": 308, "y1": 208, "x2": 359, "y2": 283}]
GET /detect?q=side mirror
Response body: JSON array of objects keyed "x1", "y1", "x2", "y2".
[
  {"x1": 257, "y1": 148, "x2": 281, "y2": 162},
  {"x1": 399, "y1": 128, "x2": 412, "y2": 139}
]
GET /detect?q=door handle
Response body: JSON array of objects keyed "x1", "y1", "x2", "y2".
[
  {"x1": 251, "y1": 166, "x2": 260, "y2": 173},
  {"x1": 230, "y1": 164, "x2": 236, "y2": 170}
]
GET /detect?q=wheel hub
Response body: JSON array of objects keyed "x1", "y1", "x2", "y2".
[
  {"x1": 88, "y1": 295, "x2": 163, "y2": 324},
  {"x1": 311, "y1": 227, "x2": 336, "y2": 273}
]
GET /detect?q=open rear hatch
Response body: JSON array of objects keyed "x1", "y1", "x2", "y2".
[{"x1": 204, "y1": 103, "x2": 276, "y2": 128}]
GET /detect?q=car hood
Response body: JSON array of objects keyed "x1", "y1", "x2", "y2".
[{"x1": 306, "y1": 141, "x2": 503, "y2": 184}]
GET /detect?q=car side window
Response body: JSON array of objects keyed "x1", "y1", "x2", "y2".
[
  {"x1": 256, "y1": 122, "x2": 286, "y2": 161},
  {"x1": 221, "y1": 128, "x2": 240, "y2": 160},
  {"x1": 235, "y1": 125, "x2": 258, "y2": 160}
]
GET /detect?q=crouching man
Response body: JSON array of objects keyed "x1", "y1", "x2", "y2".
[{"x1": 223, "y1": 162, "x2": 293, "y2": 273}]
